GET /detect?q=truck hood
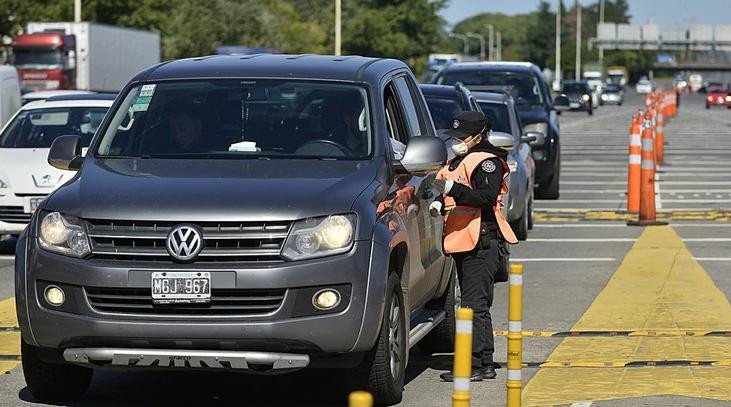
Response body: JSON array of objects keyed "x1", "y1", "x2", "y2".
[
  {"x1": 45, "y1": 157, "x2": 380, "y2": 222},
  {"x1": 0, "y1": 148, "x2": 72, "y2": 195}
]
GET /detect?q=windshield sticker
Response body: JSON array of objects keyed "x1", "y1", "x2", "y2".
[
  {"x1": 139, "y1": 84, "x2": 156, "y2": 97},
  {"x1": 131, "y1": 95, "x2": 152, "y2": 112}
]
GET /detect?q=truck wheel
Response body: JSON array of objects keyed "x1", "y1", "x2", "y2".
[
  {"x1": 510, "y1": 203, "x2": 529, "y2": 241},
  {"x1": 22, "y1": 341, "x2": 92, "y2": 401},
  {"x1": 349, "y1": 272, "x2": 406, "y2": 405},
  {"x1": 419, "y1": 262, "x2": 460, "y2": 354}
]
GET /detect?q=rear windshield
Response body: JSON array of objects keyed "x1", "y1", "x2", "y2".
[
  {"x1": 708, "y1": 86, "x2": 728, "y2": 93},
  {"x1": 603, "y1": 84, "x2": 621, "y2": 92},
  {"x1": 0, "y1": 106, "x2": 108, "y2": 148},
  {"x1": 95, "y1": 80, "x2": 372, "y2": 160},
  {"x1": 424, "y1": 96, "x2": 465, "y2": 130},
  {"x1": 476, "y1": 102, "x2": 510, "y2": 134},
  {"x1": 437, "y1": 71, "x2": 544, "y2": 109}
]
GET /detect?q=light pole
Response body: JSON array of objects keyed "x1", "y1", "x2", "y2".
[
  {"x1": 575, "y1": 0, "x2": 581, "y2": 80},
  {"x1": 486, "y1": 24, "x2": 494, "y2": 61},
  {"x1": 598, "y1": 0, "x2": 605, "y2": 63},
  {"x1": 74, "y1": 0, "x2": 82, "y2": 22},
  {"x1": 334, "y1": 0, "x2": 341, "y2": 56},
  {"x1": 554, "y1": 0, "x2": 562, "y2": 90},
  {"x1": 496, "y1": 32, "x2": 502, "y2": 61},
  {"x1": 449, "y1": 32, "x2": 470, "y2": 56},
  {"x1": 466, "y1": 32, "x2": 486, "y2": 61}
]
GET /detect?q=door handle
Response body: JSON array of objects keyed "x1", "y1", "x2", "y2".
[{"x1": 422, "y1": 189, "x2": 435, "y2": 200}]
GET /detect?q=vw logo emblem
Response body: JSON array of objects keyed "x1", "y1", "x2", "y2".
[{"x1": 166, "y1": 224, "x2": 203, "y2": 262}]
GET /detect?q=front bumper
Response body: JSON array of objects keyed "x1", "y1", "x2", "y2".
[{"x1": 17, "y1": 237, "x2": 387, "y2": 360}]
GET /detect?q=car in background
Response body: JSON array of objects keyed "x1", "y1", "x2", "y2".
[
  {"x1": 419, "y1": 83, "x2": 538, "y2": 240},
  {"x1": 600, "y1": 83, "x2": 624, "y2": 106},
  {"x1": 561, "y1": 80, "x2": 593, "y2": 115},
  {"x1": 0, "y1": 94, "x2": 113, "y2": 236},
  {"x1": 21, "y1": 89, "x2": 94, "y2": 105},
  {"x1": 0, "y1": 66, "x2": 22, "y2": 129},
  {"x1": 688, "y1": 74, "x2": 703, "y2": 92},
  {"x1": 636, "y1": 78, "x2": 653, "y2": 94},
  {"x1": 706, "y1": 84, "x2": 729, "y2": 109},
  {"x1": 473, "y1": 91, "x2": 538, "y2": 240},
  {"x1": 432, "y1": 62, "x2": 562, "y2": 199}
]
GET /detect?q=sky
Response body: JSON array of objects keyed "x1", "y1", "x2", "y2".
[{"x1": 440, "y1": 0, "x2": 731, "y2": 27}]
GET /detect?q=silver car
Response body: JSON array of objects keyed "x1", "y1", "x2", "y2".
[{"x1": 473, "y1": 91, "x2": 538, "y2": 240}]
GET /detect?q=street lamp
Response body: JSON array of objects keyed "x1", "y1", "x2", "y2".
[
  {"x1": 335, "y1": 0, "x2": 341, "y2": 56},
  {"x1": 75, "y1": 0, "x2": 82, "y2": 22},
  {"x1": 465, "y1": 32, "x2": 486, "y2": 61},
  {"x1": 449, "y1": 32, "x2": 470, "y2": 56},
  {"x1": 554, "y1": 0, "x2": 562, "y2": 91},
  {"x1": 485, "y1": 24, "x2": 494, "y2": 61}
]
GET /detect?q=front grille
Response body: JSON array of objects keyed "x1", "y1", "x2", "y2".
[
  {"x1": 85, "y1": 286, "x2": 287, "y2": 315},
  {"x1": 0, "y1": 206, "x2": 32, "y2": 224},
  {"x1": 85, "y1": 220, "x2": 291, "y2": 263}
]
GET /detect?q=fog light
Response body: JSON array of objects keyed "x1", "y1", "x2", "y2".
[
  {"x1": 44, "y1": 286, "x2": 65, "y2": 306},
  {"x1": 313, "y1": 289, "x2": 341, "y2": 310}
]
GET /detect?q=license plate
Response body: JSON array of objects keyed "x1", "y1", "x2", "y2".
[
  {"x1": 152, "y1": 271, "x2": 211, "y2": 304},
  {"x1": 570, "y1": 102, "x2": 580, "y2": 108}
]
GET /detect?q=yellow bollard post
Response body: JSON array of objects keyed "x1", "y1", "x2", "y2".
[
  {"x1": 452, "y1": 307, "x2": 474, "y2": 407},
  {"x1": 507, "y1": 263, "x2": 523, "y2": 407},
  {"x1": 348, "y1": 391, "x2": 373, "y2": 407}
]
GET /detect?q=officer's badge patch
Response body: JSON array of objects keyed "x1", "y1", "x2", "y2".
[
  {"x1": 481, "y1": 160, "x2": 496, "y2": 173},
  {"x1": 452, "y1": 119, "x2": 460, "y2": 129}
]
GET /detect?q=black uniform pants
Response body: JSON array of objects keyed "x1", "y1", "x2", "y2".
[{"x1": 452, "y1": 237, "x2": 500, "y2": 369}]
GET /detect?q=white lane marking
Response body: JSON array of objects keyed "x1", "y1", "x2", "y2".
[
  {"x1": 683, "y1": 238, "x2": 731, "y2": 242},
  {"x1": 0, "y1": 255, "x2": 14, "y2": 260},
  {"x1": 534, "y1": 223, "x2": 628, "y2": 227},
  {"x1": 646, "y1": 199, "x2": 731, "y2": 203},
  {"x1": 570, "y1": 402, "x2": 594, "y2": 407},
  {"x1": 655, "y1": 171, "x2": 662, "y2": 209},
  {"x1": 693, "y1": 258, "x2": 731, "y2": 261},
  {"x1": 672, "y1": 224, "x2": 731, "y2": 227},
  {"x1": 559, "y1": 189, "x2": 731, "y2": 194},
  {"x1": 510, "y1": 258, "x2": 617, "y2": 262},
  {"x1": 563, "y1": 172, "x2": 731, "y2": 177},
  {"x1": 527, "y1": 238, "x2": 636, "y2": 242}
]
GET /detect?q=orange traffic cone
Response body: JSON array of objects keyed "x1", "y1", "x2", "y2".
[
  {"x1": 655, "y1": 109, "x2": 665, "y2": 164},
  {"x1": 628, "y1": 113, "x2": 667, "y2": 226},
  {"x1": 627, "y1": 114, "x2": 642, "y2": 213}
]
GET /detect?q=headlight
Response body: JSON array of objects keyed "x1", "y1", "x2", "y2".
[
  {"x1": 38, "y1": 212, "x2": 91, "y2": 258},
  {"x1": 282, "y1": 214, "x2": 356, "y2": 261},
  {"x1": 582, "y1": 94, "x2": 590, "y2": 102},
  {"x1": 523, "y1": 122, "x2": 548, "y2": 137},
  {"x1": 601, "y1": 94, "x2": 608, "y2": 99},
  {"x1": 726, "y1": 96, "x2": 731, "y2": 102}
]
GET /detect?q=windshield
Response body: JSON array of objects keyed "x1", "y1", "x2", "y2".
[
  {"x1": 438, "y1": 71, "x2": 544, "y2": 109},
  {"x1": 424, "y1": 96, "x2": 465, "y2": 130},
  {"x1": 0, "y1": 106, "x2": 108, "y2": 148},
  {"x1": 562, "y1": 83, "x2": 588, "y2": 93},
  {"x1": 476, "y1": 102, "x2": 510, "y2": 134},
  {"x1": 708, "y1": 86, "x2": 728, "y2": 93},
  {"x1": 96, "y1": 80, "x2": 372, "y2": 160},
  {"x1": 603, "y1": 84, "x2": 621, "y2": 92},
  {"x1": 13, "y1": 48, "x2": 63, "y2": 69}
]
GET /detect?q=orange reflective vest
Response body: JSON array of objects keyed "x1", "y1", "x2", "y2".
[{"x1": 436, "y1": 152, "x2": 518, "y2": 254}]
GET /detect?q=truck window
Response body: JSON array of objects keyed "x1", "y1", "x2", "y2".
[
  {"x1": 392, "y1": 77, "x2": 426, "y2": 138},
  {"x1": 384, "y1": 83, "x2": 408, "y2": 159}
]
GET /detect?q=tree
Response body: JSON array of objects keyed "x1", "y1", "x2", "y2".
[{"x1": 524, "y1": 1, "x2": 555, "y2": 69}]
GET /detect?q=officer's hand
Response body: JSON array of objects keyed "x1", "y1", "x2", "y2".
[
  {"x1": 431, "y1": 179, "x2": 453, "y2": 194},
  {"x1": 429, "y1": 201, "x2": 443, "y2": 217}
]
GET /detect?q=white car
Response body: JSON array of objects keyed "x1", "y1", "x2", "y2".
[
  {"x1": 636, "y1": 79, "x2": 653, "y2": 94},
  {"x1": 20, "y1": 90, "x2": 94, "y2": 105},
  {"x1": 0, "y1": 95, "x2": 113, "y2": 235}
]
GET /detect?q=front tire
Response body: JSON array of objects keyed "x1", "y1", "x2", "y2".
[
  {"x1": 349, "y1": 272, "x2": 406, "y2": 405},
  {"x1": 22, "y1": 341, "x2": 92, "y2": 402},
  {"x1": 510, "y1": 202, "x2": 529, "y2": 241},
  {"x1": 527, "y1": 194, "x2": 535, "y2": 230},
  {"x1": 419, "y1": 262, "x2": 460, "y2": 354}
]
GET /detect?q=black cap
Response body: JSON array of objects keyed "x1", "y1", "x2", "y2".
[{"x1": 444, "y1": 111, "x2": 493, "y2": 139}]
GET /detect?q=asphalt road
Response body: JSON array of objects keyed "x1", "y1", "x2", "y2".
[{"x1": 1, "y1": 90, "x2": 730, "y2": 406}]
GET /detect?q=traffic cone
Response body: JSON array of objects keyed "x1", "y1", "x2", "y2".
[
  {"x1": 628, "y1": 113, "x2": 667, "y2": 226},
  {"x1": 627, "y1": 114, "x2": 642, "y2": 213},
  {"x1": 655, "y1": 109, "x2": 665, "y2": 163}
]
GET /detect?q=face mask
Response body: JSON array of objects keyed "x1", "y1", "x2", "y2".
[{"x1": 450, "y1": 141, "x2": 470, "y2": 156}]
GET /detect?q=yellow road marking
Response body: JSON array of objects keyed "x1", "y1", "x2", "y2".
[
  {"x1": 0, "y1": 297, "x2": 18, "y2": 328},
  {"x1": 523, "y1": 226, "x2": 731, "y2": 405},
  {"x1": 0, "y1": 298, "x2": 20, "y2": 373}
]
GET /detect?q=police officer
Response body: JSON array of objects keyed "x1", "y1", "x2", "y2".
[{"x1": 430, "y1": 111, "x2": 518, "y2": 382}]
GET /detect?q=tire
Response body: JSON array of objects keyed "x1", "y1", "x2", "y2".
[
  {"x1": 349, "y1": 272, "x2": 406, "y2": 405},
  {"x1": 527, "y1": 194, "x2": 535, "y2": 230},
  {"x1": 22, "y1": 341, "x2": 92, "y2": 402},
  {"x1": 706, "y1": 104, "x2": 710, "y2": 109},
  {"x1": 536, "y1": 167, "x2": 560, "y2": 200},
  {"x1": 419, "y1": 262, "x2": 460, "y2": 354},
  {"x1": 510, "y1": 203, "x2": 529, "y2": 241},
  {"x1": 587, "y1": 107, "x2": 593, "y2": 115}
]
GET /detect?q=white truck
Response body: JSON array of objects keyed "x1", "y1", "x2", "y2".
[{"x1": 14, "y1": 22, "x2": 160, "y2": 92}]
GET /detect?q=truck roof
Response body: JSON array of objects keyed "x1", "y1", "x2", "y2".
[
  {"x1": 133, "y1": 54, "x2": 407, "y2": 84},
  {"x1": 13, "y1": 32, "x2": 71, "y2": 48}
]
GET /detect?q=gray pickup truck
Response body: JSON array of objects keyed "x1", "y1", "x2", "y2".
[{"x1": 16, "y1": 54, "x2": 459, "y2": 405}]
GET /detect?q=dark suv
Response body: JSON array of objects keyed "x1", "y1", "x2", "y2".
[
  {"x1": 561, "y1": 80, "x2": 594, "y2": 114},
  {"x1": 16, "y1": 54, "x2": 458, "y2": 405},
  {"x1": 432, "y1": 62, "x2": 562, "y2": 199}
]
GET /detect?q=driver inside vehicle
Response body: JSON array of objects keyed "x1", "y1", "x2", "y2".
[{"x1": 320, "y1": 93, "x2": 368, "y2": 155}]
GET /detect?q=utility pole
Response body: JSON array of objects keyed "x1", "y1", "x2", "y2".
[
  {"x1": 486, "y1": 24, "x2": 494, "y2": 61},
  {"x1": 74, "y1": 0, "x2": 82, "y2": 22},
  {"x1": 598, "y1": 0, "x2": 605, "y2": 63},
  {"x1": 466, "y1": 32, "x2": 486, "y2": 61},
  {"x1": 554, "y1": 0, "x2": 562, "y2": 90},
  {"x1": 575, "y1": 0, "x2": 581, "y2": 80},
  {"x1": 449, "y1": 33, "x2": 470, "y2": 56},
  {"x1": 334, "y1": 0, "x2": 341, "y2": 56},
  {"x1": 496, "y1": 32, "x2": 502, "y2": 61}
]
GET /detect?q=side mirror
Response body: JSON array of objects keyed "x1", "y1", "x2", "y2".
[
  {"x1": 48, "y1": 135, "x2": 83, "y2": 171},
  {"x1": 553, "y1": 94, "x2": 571, "y2": 112},
  {"x1": 395, "y1": 136, "x2": 447, "y2": 174},
  {"x1": 488, "y1": 131, "x2": 515, "y2": 151},
  {"x1": 522, "y1": 131, "x2": 545, "y2": 146}
]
